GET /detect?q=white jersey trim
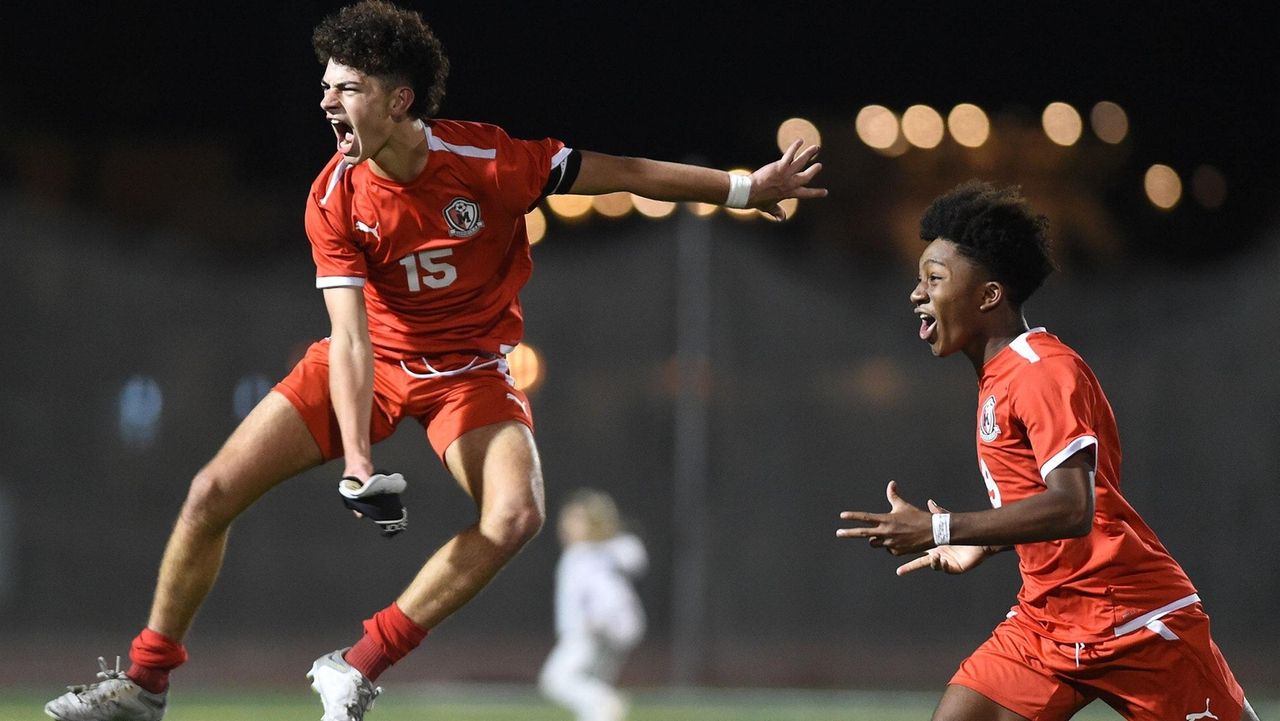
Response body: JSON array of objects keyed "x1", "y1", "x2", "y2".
[
  {"x1": 1040, "y1": 435, "x2": 1097, "y2": 478},
  {"x1": 1009, "y1": 327, "x2": 1047, "y2": 363},
  {"x1": 550, "y1": 146, "x2": 573, "y2": 166},
  {"x1": 424, "y1": 125, "x2": 497, "y2": 159},
  {"x1": 316, "y1": 276, "x2": 366, "y2": 289},
  {"x1": 1113, "y1": 593, "x2": 1200, "y2": 637},
  {"x1": 319, "y1": 160, "x2": 350, "y2": 206}
]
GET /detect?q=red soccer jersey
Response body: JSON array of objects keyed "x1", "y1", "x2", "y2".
[
  {"x1": 975, "y1": 329, "x2": 1198, "y2": 642},
  {"x1": 304, "y1": 120, "x2": 573, "y2": 359}
]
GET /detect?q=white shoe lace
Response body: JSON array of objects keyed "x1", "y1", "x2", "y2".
[{"x1": 67, "y1": 656, "x2": 130, "y2": 695}]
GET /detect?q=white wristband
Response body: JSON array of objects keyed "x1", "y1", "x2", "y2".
[
  {"x1": 725, "y1": 173, "x2": 752, "y2": 209},
  {"x1": 931, "y1": 512, "x2": 951, "y2": 546}
]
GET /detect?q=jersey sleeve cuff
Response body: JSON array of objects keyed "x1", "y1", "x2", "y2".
[
  {"x1": 1039, "y1": 435, "x2": 1098, "y2": 478},
  {"x1": 316, "y1": 276, "x2": 366, "y2": 289}
]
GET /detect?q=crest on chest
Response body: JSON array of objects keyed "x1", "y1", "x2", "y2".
[
  {"x1": 443, "y1": 197, "x2": 485, "y2": 238},
  {"x1": 979, "y1": 394, "x2": 1002, "y2": 442}
]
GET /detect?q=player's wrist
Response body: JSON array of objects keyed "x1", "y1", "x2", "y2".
[
  {"x1": 931, "y1": 512, "x2": 951, "y2": 546},
  {"x1": 725, "y1": 173, "x2": 752, "y2": 208}
]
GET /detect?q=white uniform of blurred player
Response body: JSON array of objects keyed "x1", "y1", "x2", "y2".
[{"x1": 539, "y1": 489, "x2": 647, "y2": 721}]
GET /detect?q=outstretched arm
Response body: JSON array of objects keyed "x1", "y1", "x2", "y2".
[
  {"x1": 837, "y1": 450, "x2": 1096, "y2": 558},
  {"x1": 323, "y1": 286, "x2": 375, "y2": 482},
  {"x1": 568, "y1": 139, "x2": 827, "y2": 221}
]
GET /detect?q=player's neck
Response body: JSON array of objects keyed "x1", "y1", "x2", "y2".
[
  {"x1": 970, "y1": 315, "x2": 1031, "y2": 374},
  {"x1": 369, "y1": 120, "x2": 430, "y2": 182}
]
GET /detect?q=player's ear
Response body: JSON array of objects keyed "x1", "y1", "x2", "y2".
[
  {"x1": 978, "y1": 280, "x2": 1005, "y2": 312},
  {"x1": 390, "y1": 85, "x2": 416, "y2": 120}
]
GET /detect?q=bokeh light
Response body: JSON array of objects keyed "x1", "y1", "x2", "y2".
[
  {"x1": 508, "y1": 342, "x2": 545, "y2": 394},
  {"x1": 118, "y1": 375, "x2": 163, "y2": 449},
  {"x1": 1144, "y1": 164, "x2": 1182, "y2": 210},
  {"x1": 632, "y1": 195, "x2": 677, "y2": 219},
  {"x1": 592, "y1": 191, "x2": 634, "y2": 218},
  {"x1": 776, "y1": 117, "x2": 821, "y2": 153},
  {"x1": 1191, "y1": 165, "x2": 1227, "y2": 209},
  {"x1": 687, "y1": 202, "x2": 719, "y2": 217},
  {"x1": 1090, "y1": 101, "x2": 1129, "y2": 144},
  {"x1": 855, "y1": 105, "x2": 900, "y2": 150},
  {"x1": 525, "y1": 206, "x2": 547, "y2": 244},
  {"x1": 901, "y1": 105, "x2": 945, "y2": 149},
  {"x1": 545, "y1": 194, "x2": 593, "y2": 220},
  {"x1": 947, "y1": 103, "x2": 990, "y2": 148},
  {"x1": 1042, "y1": 102, "x2": 1083, "y2": 146}
]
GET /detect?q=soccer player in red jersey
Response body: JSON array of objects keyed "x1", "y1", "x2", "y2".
[
  {"x1": 44, "y1": 2, "x2": 825, "y2": 720},
  {"x1": 836, "y1": 181, "x2": 1257, "y2": 721}
]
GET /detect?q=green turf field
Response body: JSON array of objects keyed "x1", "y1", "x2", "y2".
[{"x1": 8, "y1": 685, "x2": 1276, "y2": 721}]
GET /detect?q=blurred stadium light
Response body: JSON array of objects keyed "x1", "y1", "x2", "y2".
[
  {"x1": 1144, "y1": 163, "x2": 1183, "y2": 209},
  {"x1": 1042, "y1": 101, "x2": 1084, "y2": 146}
]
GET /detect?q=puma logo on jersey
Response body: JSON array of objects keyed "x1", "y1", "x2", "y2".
[
  {"x1": 355, "y1": 219, "x2": 380, "y2": 239},
  {"x1": 1186, "y1": 699, "x2": 1218, "y2": 721},
  {"x1": 444, "y1": 197, "x2": 484, "y2": 237},
  {"x1": 979, "y1": 394, "x2": 1001, "y2": 442}
]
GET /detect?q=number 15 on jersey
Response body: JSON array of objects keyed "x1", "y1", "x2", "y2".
[{"x1": 399, "y1": 249, "x2": 457, "y2": 291}]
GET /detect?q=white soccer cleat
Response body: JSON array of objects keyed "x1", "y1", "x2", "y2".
[
  {"x1": 307, "y1": 648, "x2": 382, "y2": 721},
  {"x1": 44, "y1": 656, "x2": 167, "y2": 721}
]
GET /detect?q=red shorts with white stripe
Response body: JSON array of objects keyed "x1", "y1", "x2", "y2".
[
  {"x1": 951, "y1": 601, "x2": 1244, "y2": 721},
  {"x1": 273, "y1": 339, "x2": 533, "y2": 464}
]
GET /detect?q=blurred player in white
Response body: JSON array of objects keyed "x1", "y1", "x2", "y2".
[{"x1": 539, "y1": 489, "x2": 647, "y2": 721}]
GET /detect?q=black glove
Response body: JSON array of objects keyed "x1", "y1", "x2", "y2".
[{"x1": 338, "y1": 471, "x2": 408, "y2": 538}]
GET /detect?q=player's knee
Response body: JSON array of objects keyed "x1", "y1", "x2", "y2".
[
  {"x1": 178, "y1": 466, "x2": 242, "y2": 534},
  {"x1": 482, "y1": 498, "x2": 544, "y2": 554}
]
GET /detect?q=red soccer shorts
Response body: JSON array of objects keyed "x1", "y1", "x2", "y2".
[
  {"x1": 951, "y1": 602, "x2": 1244, "y2": 721},
  {"x1": 273, "y1": 340, "x2": 533, "y2": 464}
]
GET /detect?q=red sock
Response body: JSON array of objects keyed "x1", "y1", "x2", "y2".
[
  {"x1": 127, "y1": 628, "x2": 188, "y2": 694},
  {"x1": 343, "y1": 603, "x2": 429, "y2": 682}
]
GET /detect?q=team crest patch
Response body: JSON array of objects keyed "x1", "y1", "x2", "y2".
[
  {"x1": 979, "y1": 394, "x2": 1001, "y2": 442},
  {"x1": 443, "y1": 197, "x2": 484, "y2": 238}
]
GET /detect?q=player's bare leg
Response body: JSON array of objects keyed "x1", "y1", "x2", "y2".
[
  {"x1": 931, "y1": 684, "x2": 1031, "y2": 721},
  {"x1": 147, "y1": 391, "x2": 325, "y2": 639},
  {"x1": 47, "y1": 391, "x2": 324, "y2": 720},
  {"x1": 399, "y1": 419, "x2": 545, "y2": 625},
  {"x1": 308, "y1": 420, "x2": 543, "y2": 720}
]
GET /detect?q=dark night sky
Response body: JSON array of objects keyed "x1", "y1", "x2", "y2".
[{"x1": 6, "y1": 2, "x2": 1278, "y2": 244}]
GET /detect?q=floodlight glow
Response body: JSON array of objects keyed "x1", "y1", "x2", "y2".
[
  {"x1": 545, "y1": 194, "x2": 593, "y2": 220},
  {"x1": 1090, "y1": 101, "x2": 1128, "y2": 144},
  {"x1": 592, "y1": 192, "x2": 634, "y2": 218},
  {"x1": 947, "y1": 103, "x2": 990, "y2": 148},
  {"x1": 526, "y1": 206, "x2": 547, "y2": 245},
  {"x1": 1042, "y1": 102, "x2": 1083, "y2": 146},
  {"x1": 776, "y1": 117, "x2": 821, "y2": 153},
  {"x1": 901, "y1": 105, "x2": 945, "y2": 149},
  {"x1": 1144, "y1": 164, "x2": 1182, "y2": 210},
  {"x1": 855, "y1": 105, "x2": 900, "y2": 150},
  {"x1": 632, "y1": 195, "x2": 677, "y2": 218},
  {"x1": 508, "y1": 342, "x2": 545, "y2": 394}
]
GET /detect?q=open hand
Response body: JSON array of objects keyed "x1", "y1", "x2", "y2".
[{"x1": 749, "y1": 139, "x2": 827, "y2": 221}]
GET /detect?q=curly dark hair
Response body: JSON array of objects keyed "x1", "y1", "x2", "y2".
[
  {"x1": 919, "y1": 180, "x2": 1055, "y2": 305},
  {"x1": 312, "y1": 0, "x2": 450, "y2": 119}
]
